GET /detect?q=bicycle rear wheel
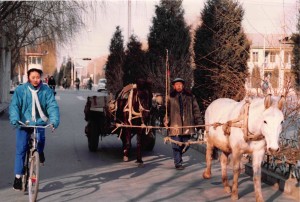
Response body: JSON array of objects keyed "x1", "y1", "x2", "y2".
[{"x1": 28, "y1": 151, "x2": 40, "y2": 202}]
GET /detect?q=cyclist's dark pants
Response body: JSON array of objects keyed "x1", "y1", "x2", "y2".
[{"x1": 14, "y1": 128, "x2": 45, "y2": 175}]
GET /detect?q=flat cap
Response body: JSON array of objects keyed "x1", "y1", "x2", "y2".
[{"x1": 172, "y1": 78, "x2": 185, "y2": 84}]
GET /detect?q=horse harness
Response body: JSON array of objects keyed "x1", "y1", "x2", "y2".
[
  {"x1": 213, "y1": 100, "x2": 265, "y2": 142},
  {"x1": 108, "y1": 84, "x2": 150, "y2": 125}
]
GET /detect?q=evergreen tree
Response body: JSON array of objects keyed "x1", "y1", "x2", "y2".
[
  {"x1": 270, "y1": 67, "x2": 279, "y2": 89},
  {"x1": 147, "y1": 0, "x2": 192, "y2": 92},
  {"x1": 57, "y1": 64, "x2": 65, "y2": 86},
  {"x1": 63, "y1": 58, "x2": 72, "y2": 88},
  {"x1": 105, "y1": 26, "x2": 125, "y2": 94},
  {"x1": 251, "y1": 66, "x2": 261, "y2": 94},
  {"x1": 52, "y1": 68, "x2": 58, "y2": 82},
  {"x1": 123, "y1": 35, "x2": 146, "y2": 85},
  {"x1": 292, "y1": 10, "x2": 300, "y2": 90},
  {"x1": 193, "y1": 0, "x2": 250, "y2": 111}
]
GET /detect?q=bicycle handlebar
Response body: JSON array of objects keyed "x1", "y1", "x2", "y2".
[{"x1": 18, "y1": 121, "x2": 53, "y2": 129}]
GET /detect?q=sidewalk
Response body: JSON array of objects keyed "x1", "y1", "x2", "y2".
[{"x1": 0, "y1": 102, "x2": 9, "y2": 115}]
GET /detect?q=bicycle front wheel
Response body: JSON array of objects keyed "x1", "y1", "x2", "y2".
[
  {"x1": 22, "y1": 151, "x2": 30, "y2": 192},
  {"x1": 28, "y1": 151, "x2": 40, "y2": 202}
]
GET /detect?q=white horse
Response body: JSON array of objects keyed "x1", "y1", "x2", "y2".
[{"x1": 203, "y1": 95, "x2": 285, "y2": 202}]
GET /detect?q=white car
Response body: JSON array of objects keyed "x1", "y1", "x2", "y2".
[{"x1": 96, "y1": 78, "x2": 107, "y2": 92}]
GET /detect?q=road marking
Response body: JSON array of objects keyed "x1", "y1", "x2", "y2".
[
  {"x1": 77, "y1": 96, "x2": 86, "y2": 101},
  {"x1": 55, "y1": 96, "x2": 61, "y2": 100}
]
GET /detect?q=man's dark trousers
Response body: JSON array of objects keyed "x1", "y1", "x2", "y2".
[{"x1": 171, "y1": 135, "x2": 190, "y2": 166}]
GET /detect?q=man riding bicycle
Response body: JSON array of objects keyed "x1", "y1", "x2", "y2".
[
  {"x1": 9, "y1": 66, "x2": 60, "y2": 191},
  {"x1": 48, "y1": 75, "x2": 56, "y2": 93}
]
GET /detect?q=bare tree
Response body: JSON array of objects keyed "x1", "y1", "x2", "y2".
[
  {"x1": 251, "y1": 66, "x2": 261, "y2": 96},
  {"x1": 0, "y1": 1, "x2": 98, "y2": 103}
]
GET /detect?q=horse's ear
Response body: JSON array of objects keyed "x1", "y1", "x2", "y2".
[
  {"x1": 264, "y1": 94, "x2": 272, "y2": 109},
  {"x1": 278, "y1": 95, "x2": 285, "y2": 110}
]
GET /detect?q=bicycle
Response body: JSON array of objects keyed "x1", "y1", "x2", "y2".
[{"x1": 18, "y1": 121, "x2": 53, "y2": 202}]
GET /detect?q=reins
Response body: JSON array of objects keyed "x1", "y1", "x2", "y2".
[{"x1": 112, "y1": 98, "x2": 265, "y2": 147}]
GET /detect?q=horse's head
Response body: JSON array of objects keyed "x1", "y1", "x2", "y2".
[
  {"x1": 136, "y1": 79, "x2": 153, "y2": 121},
  {"x1": 260, "y1": 95, "x2": 285, "y2": 154}
]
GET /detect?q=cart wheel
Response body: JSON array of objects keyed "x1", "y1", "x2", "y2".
[
  {"x1": 88, "y1": 120, "x2": 99, "y2": 152},
  {"x1": 142, "y1": 129, "x2": 156, "y2": 151}
]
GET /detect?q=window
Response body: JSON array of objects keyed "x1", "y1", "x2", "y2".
[
  {"x1": 31, "y1": 57, "x2": 36, "y2": 64},
  {"x1": 270, "y1": 51, "x2": 276, "y2": 63},
  {"x1": 252, "y1": 52, "x2": 258, "y2": 62},
  {"x1": 284, "y1": 52, "x2": 290, "y2": 63},
  {"x1": 37, "y1": 57, "x2": 42, "y2": 64}
]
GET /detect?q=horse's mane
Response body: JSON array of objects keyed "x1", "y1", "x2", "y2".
[
  {"x1": 136, "y1": 79, "x2": 153, "y2": 108},
  {"x1": 136, "y1": 78, "x2": 152, "y2": 92}
]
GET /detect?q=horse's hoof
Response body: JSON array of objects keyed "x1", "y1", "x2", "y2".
[
  {"x1": 135, "y1": 160, "x2": 144, "y2": 168},
  {"x1": 123, "y1": 156, "x2": 129, "y2": 162},
  {"x1": 202, "y1": 172, "x2": 211, "y2": 179},
  {"x1": 224, "y1": 186, "x2": 231, "y2": 194},
  {"x1": 231, "y1": 194, "x2": 238, "y2": 201},
  {"x1": 255, "y1": 195, "x2": 264, "y2": 202},
  {"x1": 137, "y1": 163, "x2": 144, "y2": 168}
]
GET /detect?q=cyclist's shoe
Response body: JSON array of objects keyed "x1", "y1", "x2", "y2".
[
  {"x1": 39, "y1": 152, "x2": 45, "y2": 165},
  {"x1": 13, "y1": 177, "x2": 22, "y2": 191}
]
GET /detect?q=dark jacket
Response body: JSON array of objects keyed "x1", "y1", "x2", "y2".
[
  {"x1": 167, "y1": 89, "x2": 202, "y2": 136},
  {"x1": 48, "y1": 77, "x2": 56, "y2": 86}
]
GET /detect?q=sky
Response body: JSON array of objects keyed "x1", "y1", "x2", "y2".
[{"x1": 59, "y1": 0, "x2": 298, "y2": 66}]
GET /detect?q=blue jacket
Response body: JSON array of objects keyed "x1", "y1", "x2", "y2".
[{"x1": 9, "y1": 82, "x2": 60, "y2": 128}]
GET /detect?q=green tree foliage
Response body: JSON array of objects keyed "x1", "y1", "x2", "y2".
[
  {"x1": 105, "y1": 26, "x2": 125, "y2": 95},
  {"x1": 123, "y1": 35, "x2": 146, "y2": 85},
  {"x1": 193, "y1": 0, "x2": 250, "y2": 111},
  {"x1": 292, "y1": 10, "x2": 300, "y2": 90},
  {"x1": 146, "y1": 0, "x2": 192, "y2": 92}
]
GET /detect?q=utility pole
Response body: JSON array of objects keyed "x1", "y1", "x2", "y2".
[
  {"x1": 128, "y1": 0, "x2": 131, "y2": 40},
  {"x1": 24, "y1": 46, "x2": 28, "y2": 83}
]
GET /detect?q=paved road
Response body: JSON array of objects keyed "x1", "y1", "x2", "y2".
[{"x1": 0, "y1": 89, "x2": 296, "y2": 202}]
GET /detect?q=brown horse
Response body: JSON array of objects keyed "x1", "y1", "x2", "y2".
[{"x1": 115, "y1": 79, "x2": 153, "y2": 166}]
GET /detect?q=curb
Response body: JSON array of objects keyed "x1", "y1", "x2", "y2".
[
  {"x1": 245, "y1": 163, "x2": 300, "y2": 201},
  {"x1": 0, "y1": 102, "x2": 9, "y2": 115},
  {"x1": 190, "y1": 142, "x2": 299, "y2": 201}
]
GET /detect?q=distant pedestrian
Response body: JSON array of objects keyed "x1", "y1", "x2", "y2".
[
  {"x1": 87, "y1": 77, "x2": 93, "y2": 90},
  {"x1": 75, "y1": 77, "x2": 80, "y2": 90},
  {"x1": 48, "y1": 76, "x2": 56, "y2": 89},
  {"x1": 62, "y1": 76, "x2": 67, "y2": 89},
  {"x1": 44, "y1": 75, "x2": 49, "y2": 83},
  {"x1": 261, "y1": 74, "x2": 272, "y2": 95}
]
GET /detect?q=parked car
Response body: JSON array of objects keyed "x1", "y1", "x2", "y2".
[{"x1": 96, "y1": 78, "x2": 107, "y2": 92}]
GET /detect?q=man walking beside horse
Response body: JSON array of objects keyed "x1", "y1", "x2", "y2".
[{"x1": 164, "y1": 78, "x2": 203, "y2": 170}]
